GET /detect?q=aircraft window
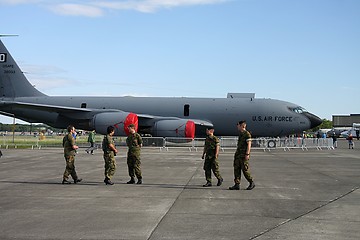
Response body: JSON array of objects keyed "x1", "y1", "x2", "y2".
[
  {"x1": 81, "y1": 103, "x2": 87, "y2": 108},
  {"x1": 289, "y1": 106, "x2": 308, "y2": 114},
  {"x1": 184, "y1": 104, "x2": 190, "y2": 117}
]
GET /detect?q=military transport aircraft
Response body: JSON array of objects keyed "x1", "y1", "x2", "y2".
[{"x1": 0, "y1": 38, "x2": 322, "y2": 138}]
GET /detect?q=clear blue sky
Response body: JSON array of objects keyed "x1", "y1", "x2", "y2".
[{"x1": 1, "y1": 0, "x2": 359, "y2": 125}]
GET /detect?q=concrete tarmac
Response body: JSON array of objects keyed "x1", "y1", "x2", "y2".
[{"x1": 0, "y1": 139, "x2": 359, "y2": 240}]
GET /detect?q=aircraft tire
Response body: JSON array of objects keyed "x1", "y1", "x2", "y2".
[{"x1": 267, "y1": 140, "x2": 276, "y2": 148}]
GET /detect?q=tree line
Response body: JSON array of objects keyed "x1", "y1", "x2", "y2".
[{"x1": 0, "y1": 123, "x2": 60, "y2": 133}]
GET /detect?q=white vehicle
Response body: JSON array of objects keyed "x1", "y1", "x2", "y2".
[
  {"x1": 327, "y1": 127, "x2": 351, "y2": 137},
  {"x1": 340, "y1": 124, "x2": 360, "y2": 139}
]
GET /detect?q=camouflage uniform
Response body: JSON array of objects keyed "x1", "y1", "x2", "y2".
[
  {"x1": 126, "y1": 132, "x2": 142, "y2": 180},
  {"x1": 102, "y1": 134, "x2": 116, "y2": 180},
  {"x1": 233, "y1": 130, "x2": 253, "y2": 185},
  {"x1": 63, "y1": 133, "x2": 79, "y2": 181},
  {"x1": 203, "y1": 135, "x2": 222, "y2": 183},
  {"x1": 87, "y1": 131, "x2": 95, "y2": 154}
]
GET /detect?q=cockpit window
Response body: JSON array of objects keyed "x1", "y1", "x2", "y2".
[{"x1": 289, "y1": 106, "x2": 308, "y2": 114}]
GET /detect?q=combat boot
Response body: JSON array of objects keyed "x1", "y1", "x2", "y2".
[
  {"x1": 104, "y1": 177, "x2": 114, "y2": 185},
  {"x1": 62, "y1": 179, "x2": 71, "y2": 184},
  {"x1": 246, "y1": 181, "x2": 255, "y2": 190},
  {"x1": 136, "y1": 179, "x2": 142, "y2": 184},
  {"x1": 203, "y1": 181, "x2": 212, "y2": 187},
  {"x1": 229, "y1": 183, "x2": 240, "y2": 190},
  {"x1": 74, "y1": 178, "x2": 82, "y2": 184},
  {"x1": 127, "y1": 178, "x2": 135, "y2": 184},
  {"x1": 217, "y1": 178, "x2": 223, "y2": 186}
]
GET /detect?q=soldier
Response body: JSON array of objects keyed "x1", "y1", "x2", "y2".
[
  {"x1": 86, "y1": 129, "x2": 96, "y2": 154},
  {"x1": 103, "y1": 126, "x2": 118, "y2": 185},
  {"x1": 201, "y1": 127, "x2": 223, "y2": 187},
  {"x1": 229, "y1": 120, "x2": 255, "y2": 190},
  {"x1": 62, "y1": 125, "x2": 82, "y2": 184},
  {"x1": 126, "y1": 124, "x2": 143, "y2": 184}
]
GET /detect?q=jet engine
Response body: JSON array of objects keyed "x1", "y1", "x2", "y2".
[
  {"x1": 152, "y1": 119, "x2": 195, "y2": 138},
  {"x1": 91, "y1": 112, "x2": 138, "y2": 136}
]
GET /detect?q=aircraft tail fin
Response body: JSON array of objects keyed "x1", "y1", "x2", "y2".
[{"x1": 0, "y1": 39, "x2": 46, "y2": 98}]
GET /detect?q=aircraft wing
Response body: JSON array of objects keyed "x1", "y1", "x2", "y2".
[
  {"x1": 1, "y1": 100, "x2": 92, "y2": 112},
  {"x1": 0, "y1": 100, "x2": 213, "y2": 137},
  {"x1": 137, "y1": 113, "x2": 213, "y2": 127},
  {"x1": 187, "y1": 118, "x2": 213, "y2": 127},
  {"x1": 0, "y1": 100, "x2": 121, "y2": 119}
]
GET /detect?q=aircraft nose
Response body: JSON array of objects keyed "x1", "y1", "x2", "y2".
[{"x1": 304, "y1": 112, "x2": 322, "y2": 129}]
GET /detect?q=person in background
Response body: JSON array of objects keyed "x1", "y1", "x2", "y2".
[
  {"x1": 86, "y1": 130, "x2": 96, "y2": 154},
  {"x1": 331, "y1": 132, "x2": 338, "y2": 149},
  {"x1": 347, "y1": 133, "x2": 354, "y2": 149}
]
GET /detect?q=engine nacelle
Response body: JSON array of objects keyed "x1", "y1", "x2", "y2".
[
  {"x1": 91, "y1": 112, "x2": 138, "y2": 136},
  {"x1": 152, "y1": 119, "x2": 195, "y2": 138}
]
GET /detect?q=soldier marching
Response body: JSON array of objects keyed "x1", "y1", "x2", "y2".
[
  {"x1": 65, "y1": 121, "x2": 255, "y2": 191},
  {"x1": 201, "y1": 127, "x2": 223, "y2": 187}
]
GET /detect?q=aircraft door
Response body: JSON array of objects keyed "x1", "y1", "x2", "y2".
[{"x1": 184, "y1": 104, "x2": 190, "y2": 117}]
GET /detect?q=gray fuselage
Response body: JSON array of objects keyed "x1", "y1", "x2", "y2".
[{"x1": 3, "y1": 95, "x2": 317, "y2": 137}]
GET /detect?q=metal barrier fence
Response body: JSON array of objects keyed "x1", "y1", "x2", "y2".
[
  {"x1": 223, "y1": 137, "x2": 335, "y2": 151},
  {"x1": 158, "y1": 137, "x2": 334, "y2": 151},
  {"x1": 0, "y1": 135, "x2": 334, "y2": 151}
]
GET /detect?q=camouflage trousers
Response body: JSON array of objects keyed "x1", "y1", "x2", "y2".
[
  {"x1": 127, "y1": 154, "x2": 142, "y2": 179},
  {"x1": 63, "y1": 155, "x2": 78, "y2": 181},
  {"x1": 203, "y1": 156, "x2": 222, "y2": 182},
  {"x1": 233, "y1": 152, "x2": 253, "y2": 184},
  {"x1": 104, "y1": 152, "x2": 116, "y2": 180}
]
